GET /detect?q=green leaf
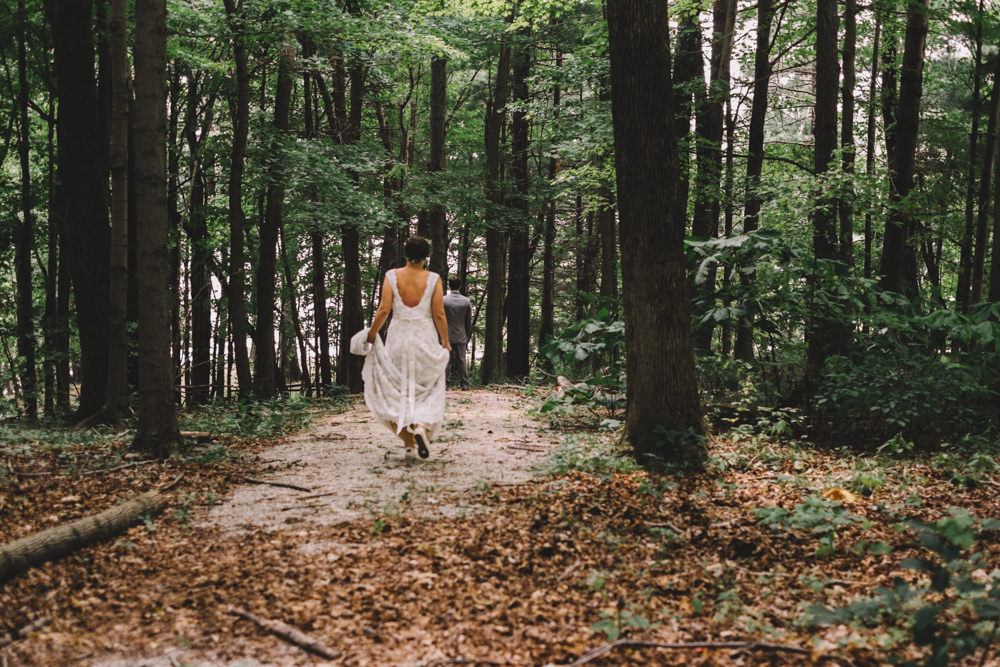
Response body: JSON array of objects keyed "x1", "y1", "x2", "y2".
[{"x1": 912, "y1": 604, "x2": 941, "y2": 645}]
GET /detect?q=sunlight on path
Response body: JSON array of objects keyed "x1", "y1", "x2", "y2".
[{"x1": 198, "y1": 388, "x2": 557, "y2": 533}]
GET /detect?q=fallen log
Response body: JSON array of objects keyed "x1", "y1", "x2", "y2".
[
  {"x1": 226, "y1": 607, "x2": 340, "y2": 659},
  {"x1": 0, "y1": 476, "x2": 182, "y2": 584}
]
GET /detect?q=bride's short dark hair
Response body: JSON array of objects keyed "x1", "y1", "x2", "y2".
[{"x1": 405, "y1": 236, "x2": 430, "y2": 261}]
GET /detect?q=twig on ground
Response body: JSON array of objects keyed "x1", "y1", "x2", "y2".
[
  {"x1": 242, "y1": 477, "x2": 311, "y2": 492},
  {"x1": 81, "y1": 460, "x2": 159, "y2": 475},
  {"x1": 0, "y1": 616, "x2": 49, "y2": 648},
  {"x1": 563, "y1": 639, "x2": 853, "y2": 666},
  {"x1": 298, "y1": 491, "x2": 339, "y2": 501},
  {"x1": 226, "y1": 607, "x2": 340, "y2": 659}
]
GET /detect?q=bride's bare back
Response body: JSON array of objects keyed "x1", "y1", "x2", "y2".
[{"x1": 394, "y1": 266, "x2": 431, "y2": 308}]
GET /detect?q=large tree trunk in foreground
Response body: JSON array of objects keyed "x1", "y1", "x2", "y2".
[
  {"x1": 606, "y1": 0, "x2": 705, "y2": 462},
  {"x1": 132, "y1": 0, "x2": 181, "y2": 456},
  {"x1": 46, "y1": 0, "x2": 111, "y2": 422},
  {"x1": 0, "y1": 487, "x2": 169, "y2": 584}
]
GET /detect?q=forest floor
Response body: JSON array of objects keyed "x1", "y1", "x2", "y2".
[{"x1": 2, "y1": 387, "x2": 1000, "y2": 666}]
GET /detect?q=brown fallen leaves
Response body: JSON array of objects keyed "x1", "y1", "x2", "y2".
[{"x1": 2, "y1": 430, "x2": 1000, "y2": 666}]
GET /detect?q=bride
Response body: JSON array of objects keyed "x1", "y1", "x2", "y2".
[{"x1": 352, "y1": 236, "x2": 451, "y2": 458}]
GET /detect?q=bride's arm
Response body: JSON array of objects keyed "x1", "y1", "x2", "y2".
[
  {"x1": 367, "y1": 275, "x2": 393, "y2": 343},
  {"x1": 431, "y1": 279, "x2": 451, "y2": 351}
]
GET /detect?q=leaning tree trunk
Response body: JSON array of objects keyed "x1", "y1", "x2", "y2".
[
  {"x1": 879, "y1": 0, "x2": 928, "y2": 299},
  {"x1": 254, "y1": 42, "x2": 293, "y2": 399},
  {"x1": 46, "y1": 0, "x2": 111, "y2": 422},
  {"x1": 734, "y1": 0, "x2": 773, "y2": 362},
  {"x1": 606, "y1": 0, "x2": 706, "y2": 462},
  {"x1": 132, "y1": 0, "x2": 181, "y2": 457},
  {"x1": 16, "y1": 0, "x2": 37, "y2": 421}
]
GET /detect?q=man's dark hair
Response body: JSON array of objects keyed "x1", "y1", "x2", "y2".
[
  {"x1": 448, "y1": 277, "x2": 462, "y2": 290},
  {"x1": 404, "y1": 235, "x2": 430, "y2": 261}
]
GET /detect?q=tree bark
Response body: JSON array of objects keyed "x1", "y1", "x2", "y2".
[
  {"x1": 131, "y1": 0, "x2": 181, "y2": 457},
  {"x1": 864, "y1": 13, "x2": 881, "y2": 281},
  {"x1": 506, "y1": 27, "x2": 532, "y2": 381},
  {"x1": 878, "y1": 0, "x2": 928, "y2": 299},
  {"x1": 482, "y1": 38, "x2": 512, "y2": 385},
  {"x1": 606, "y1": 0, "x2": 705, "y2": 461},
  {"x1": 806, "y1": 0, "x2": 849, "y2": 380},
  {"x1": 222, "y1": 0, "x2": 253, "y2": 399},
  {"x1": 46, "y1": 0, "x2": 111, "y2": 422},
  {"x1": 16, "y1": 0, "x2": 38, "y2": 420},
  {"x1": 0, "y1": 487, "x2": 168, "y2": 584},
  {"x1": 957, "y1": 0, "x2": 985, "y2": 311},
  {"x1": 970, "y1": 53, "x2": 1000, "y2": 305},
  {"x1": 428, "y1": 55, "x2": 448, "y2": 279},
  {"x1": 540, "y1": 49, "x2": 561, "y2": 366},
  {"x1": 254, "y1": 42, "x2": 294, "y2": 399},
  {"x1": 734, "y1": 0, "x2": 773, "y2": 362},
  {"x1": 691, "y1": 0, "x2": 737, "y2": 352},
  {"x1": 671, "y1": 8, "x2": 700, "y2": 230},
  {"x1": 839, "y1": 0, "x2": 857, "y2": 267}
]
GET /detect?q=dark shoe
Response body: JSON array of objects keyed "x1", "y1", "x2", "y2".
[{"x1": 412, "y1": 426, "x2": 429, "y2": 459}]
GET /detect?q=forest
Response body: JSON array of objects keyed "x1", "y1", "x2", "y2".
[{"x1": 2, "y1": 0, "x2": 1000, "y2": 665}]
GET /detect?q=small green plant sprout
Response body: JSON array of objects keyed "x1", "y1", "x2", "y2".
[
  {"x1": 753, "y1": 496, "x2": 866, "y2": 558},
  {"x1": 809, "y1": 510, "x2": 1000, "y2": 667},
  {"x1": 590, "y1": 603, "x2": 653, "y2": 641}
]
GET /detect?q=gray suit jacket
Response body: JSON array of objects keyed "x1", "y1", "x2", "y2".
[{"x1": 443, "y1": 291, "x2": 472, "y2": 344}]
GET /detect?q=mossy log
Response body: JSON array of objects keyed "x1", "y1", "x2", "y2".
[{"x1": 0, "y1": 487, "x2": 170, "y2": 584}]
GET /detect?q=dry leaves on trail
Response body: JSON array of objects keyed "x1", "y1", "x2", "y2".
[{"x1": 3, "y1": 400, "x2": 1000, "y2": 666}]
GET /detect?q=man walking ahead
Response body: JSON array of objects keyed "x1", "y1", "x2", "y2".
[{"x1": 443, "y1": 277, "x2": 472, "y2": 389}]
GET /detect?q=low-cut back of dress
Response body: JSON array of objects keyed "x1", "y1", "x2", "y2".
[{"x1": 360, "y1": 269, "x2": 449, "y2": 439}]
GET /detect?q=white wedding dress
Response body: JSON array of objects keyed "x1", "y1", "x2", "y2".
[{"x1": 352, "y1": 269, "x2": 449, "y2": 440}]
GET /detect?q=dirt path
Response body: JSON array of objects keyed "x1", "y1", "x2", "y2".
[{"x1": 199, "y1": 388, "x2": 558, "y2": 533}]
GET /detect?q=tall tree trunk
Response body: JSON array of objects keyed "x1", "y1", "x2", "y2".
[
  {"x1": 102, "y1": 0, "x2": 130, "y2": 420},
  {"x1": 691, "y1": 0, "x2": 736, "y2": 352},
  {"x1": 184, "y1": 74, "x2": 213, "y2": 406},
  {"x1": 482, "y1": 39, "x2": 512, "y2": 384},
  {"x1": 428, "y1": 55, "x2": 449, "y2": 279},
  {"x1": 254, "y1": 43, "x2": 293, "y2": 399},
  {"x1": 606, "y1": 0, "x2": 705, "y2": 461},
  {"x1": 337, "y1": 64, "x2": 366, "y2": 393},
  {"x1": 864, "y1": 13, "x2": 881, "y2": 280},
  {"x1": 132, "y1": 0, "x2": 181, "y2": 456},
  {"x1": 16, "y1": 0, "x2": 38, "y2": 420},
  {"x1": 506, "y1": 27, "x2": 532, "y2": 381},
  {"x1": 807, "y1": 0, "x2": 849, "y2": 380},
  {"x1": 839, "y1": 0, "x2": 857, "y2": 267},
  {"x1": 279, "y1": 228, "x2": 310, "y2": 392},
  {"x1": 970, "y1": 53, "x2": 1000, "y2": 304},
  {"x1": 43, "y1": 102, "x2": 59, "y2": 417},
  {"x1": 46, "y1": 0, "x2": 111, "y2": 422},
  {"x1": 990, "y1": 142, "x2": 1000, "y2": 301},
  {"x1": 734, "y1": 0, "x2": 773, "y2": 362},
  {"x1": 672, "y1": 8, "x2": 700, "y2": 230},
  {"x1": 540, "y1": 50, "x2": 561, "y2": 366},
  {"x1": 957, "y1": 0, "x2": 985, "y2": 311},
  {"x1": 222, "y1": 0, "x2": 252, "y2": 398},
  {"x1": 879, "y1": 0, "x2": 928, "y2": 299}
]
